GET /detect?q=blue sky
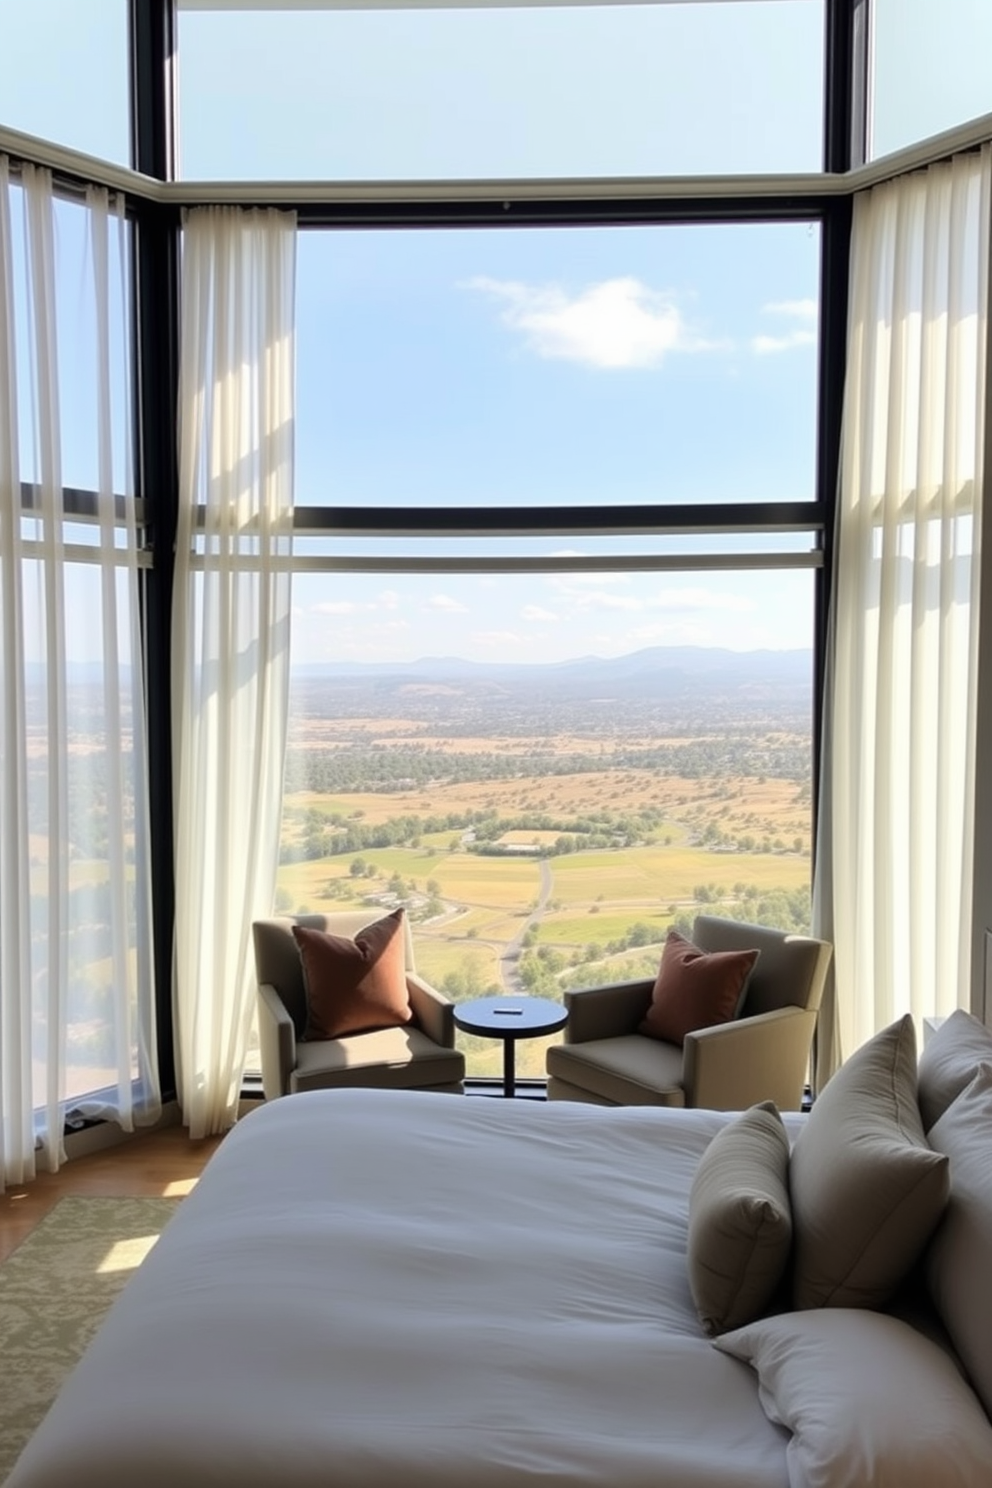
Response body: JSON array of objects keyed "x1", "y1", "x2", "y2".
[
  {"x1": 289, "y1": 218, "x2": 820, "y2": 662},
  {"x1": 3, "y1": 1, "x2": 990, "y2": 665}
]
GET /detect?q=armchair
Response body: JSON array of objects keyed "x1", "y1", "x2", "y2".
[
  {"x1": 546, "y1": 914, "x2": 832, "y2": 1111},
  {"x1": 252, "y1": 910, "x2": 465, "y2": 1098}
]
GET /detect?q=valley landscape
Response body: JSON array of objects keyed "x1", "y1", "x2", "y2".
[{"x1": 276, "y1": 645, "x2": 814, "y2": 1080}]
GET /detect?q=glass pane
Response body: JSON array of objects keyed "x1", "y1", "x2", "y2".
[
  {"x1": 267, "y1": 565, "x2": 814, "y2": 1081},
  {"x1": 8, "y1": 187, "x2": 133, "y2": 497},
  {"x1": 23, "y1": 564, "x2": 146, "y2": 1109},
  {"x1": 0, "y1": 0, "x2": 130, "y2": 167},
  {"x1": 177, "y1": 0, "x2": 824, "y2": 180},
  {"x1": 296, "y1": 222, "x2": 821, "y2": 511},
  {"x1": 871, "y1": 0, "x2": 992, "y2": 160}
]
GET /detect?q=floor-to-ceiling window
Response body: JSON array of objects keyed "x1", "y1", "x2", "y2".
[
  {"x1": 263, "y1": 216, "x2": 823, "y2": 1078},
  {"x1": 5, "y1": 0, "x2": 992, "y2": 1115}
]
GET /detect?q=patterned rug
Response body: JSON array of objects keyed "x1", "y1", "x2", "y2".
[{"x1": 0, "y1": 1195, "x2": 180, "y2": 1485}]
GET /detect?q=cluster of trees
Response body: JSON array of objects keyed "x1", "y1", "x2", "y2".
[
  {"x1": 280, "y1": 802, "x2": 673, "y2": 863},
  {"x1": 283, "y1": 735, "x2": 810, "y2": 797},
  {"x1": 281, "y1": 797, "x2": 806, "y2": 866},
  {"x1": 515, "y1": 884, "x2": 812, "y2": 999}
]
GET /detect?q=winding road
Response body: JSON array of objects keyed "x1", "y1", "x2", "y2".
[{"x1": 499, "y1": 859, "x2": 554, "y2": 995}]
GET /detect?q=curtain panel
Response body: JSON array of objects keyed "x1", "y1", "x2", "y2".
[
  {"x1": 172, "y1": 205, "x2": 296, "y2": 1139},
  {"x1": 814, "y1": 145, "x2": 991, "y2": 1081},
  {"x1": 0, "y1": 159, "x2": 160, "y2": 1188}
]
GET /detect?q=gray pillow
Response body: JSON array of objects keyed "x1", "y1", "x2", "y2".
[
  {"x1": 926, "y1": 1062, "x2": 992, "y2": 1419},
  {"x1": 790, "y1": 1015, "x2": 949, "y2": 1309},
  {"x1": 917, "y1": 1008, "x2": 992, "y2": 1132},
  {"x1": 714, "y1": 1309, "x2": 992, "y2": 1488},
  {"x1": 687, "y1": 1101, "x2": 792, "y2": 1336}
]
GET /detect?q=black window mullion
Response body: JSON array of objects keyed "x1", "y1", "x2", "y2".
[
  {"x1": 824, "y1": 0, "x2": 870, "y2": 174},
  {"x1": 812, "y1": 194, "x2": 853, "y2": 846},
  {"x1": 130, "y1": 2, "x2": 181, "y2": 1103},
  {"x1": 129, "y1": 0, "x2": 176, "y2": 181}
]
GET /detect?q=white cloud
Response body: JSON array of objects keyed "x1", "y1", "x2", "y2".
[
  {"x1": 468, "y1": 275, "x2": 721, "y2": 370},
  {"x1": 752, "y1": 297, "x2": 818, "y2": 355},
  {"x1": 763, "y1": 298, "x2": 818, "y2": 322},
  {"x1": 753, "y1": 330, "x2": 817, "y2": 355},
  {"x1": 472, "y1": 629, "x2": 526, "y2": 650},
  {"x1": 424, "y1": 593, "x2": 468, "y2": 613},
  {"x1": 544, "y1": 580, "x2": 754, "y2": 620},
  {"x1": 312, "y1": 590, "x2": 403, "y2": 618},
  {"x1": 312, "y1": 599, "x2": 360, "y2": 616},
  {"x1": 548, "y1": 571, "x2": 632, "y2": 593},
  {"x1": 646, "y1": 587, "x2": 754, "y2": 614},
  {"x1": 520, "y1": 604, "x2": 559, "y2": 622}
]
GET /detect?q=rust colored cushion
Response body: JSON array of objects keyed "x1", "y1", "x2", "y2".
[
  {"x1": 293, "y1": 910, "x2": 412, "y2": 1041},
  {"x1": 639, "y1": 930, "x2": 759, "y2": 1046}
]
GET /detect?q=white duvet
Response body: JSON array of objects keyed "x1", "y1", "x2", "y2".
[{"x1": 9, "y1": 1091, "x2": 794, "y2": 1488}]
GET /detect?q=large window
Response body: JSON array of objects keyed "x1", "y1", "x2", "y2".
[
  {"x1": 177, "y1": 0, "x2": 824, "y2": 180},
  {"x1": 275, "y1": 564, "x2": 815, "y2": 1079},
  {"x1": 2, "y1": 170, "x2": 158, "y2": 1132},
  {"x1": 266, "y1": 215, "x2": 823, "y2": 1079},
  {"x1": 295, "y1": 222, "x2": 821, "y2": 510}
]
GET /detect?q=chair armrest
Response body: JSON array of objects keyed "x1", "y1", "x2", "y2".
[
  {"x1": 257, "y1": 982, "x2": 297, "y2": 1101},
  {"x1": 563, "y1": 979, "x2": 655, "y2": 1043},
  {"x1": 406, "y1": 973, "x2": 456, "y2": 1048},
  {"x1": 682, "y1": 1007, "x2": 817, "y2": 1112}
]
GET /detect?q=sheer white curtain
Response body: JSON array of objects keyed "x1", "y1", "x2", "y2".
[
  {"x1": 172, "y1": 206, "x2": 296, "y2": 1138},
  {"x1": 0, "y1": 159, "x2": 160, "y2": 1188},
  {"x1": 814, "y1": 146, "x2": 991, "y2": 1080}
]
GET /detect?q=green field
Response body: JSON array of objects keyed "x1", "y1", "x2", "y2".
[{"x1": 274, "y1": 772, "x2": 812, "y2": 1080}]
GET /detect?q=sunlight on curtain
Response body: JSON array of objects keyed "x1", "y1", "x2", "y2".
[
  {"x1": 172, "y1": 206, "x2": 296, "y2": 1138},
  {"x1": 814, "y1": 145, "x2": 991, "y2": 1080},
  {"x1": 0, "y1": 159, "x2": 160, "y2": 1189}
]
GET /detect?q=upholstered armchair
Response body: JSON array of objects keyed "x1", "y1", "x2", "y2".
[
  {"x1": 252, "y1": 910, "x2": 465, "y2": 1098},
  {"x1": 546, "y1": 914, "x2": 832, "y2": 1111}
]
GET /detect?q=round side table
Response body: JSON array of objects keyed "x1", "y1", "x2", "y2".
[{"x1": 453, "y1": 995, "x2": 568, "y2": 1098}]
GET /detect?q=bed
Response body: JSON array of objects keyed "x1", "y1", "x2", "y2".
[{"x1": 8, "y1": 1010, "x2": 992, "y2": 1488}]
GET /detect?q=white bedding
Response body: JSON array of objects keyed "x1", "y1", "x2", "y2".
[{"x1": 9, "y1": 1091, "x2": 798, "y2": 1488}]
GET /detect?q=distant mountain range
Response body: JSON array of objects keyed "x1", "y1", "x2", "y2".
[{"x1": 291, "y1": 646, "x2": 812, "y2": 709}]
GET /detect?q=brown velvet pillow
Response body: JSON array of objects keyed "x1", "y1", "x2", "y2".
[
  {"x1": 293, "y1": 910, "x2": 412, "y2": 1041},
  {"x1": 639, "y1": 929, "x2": 759, "y2": 1046}
]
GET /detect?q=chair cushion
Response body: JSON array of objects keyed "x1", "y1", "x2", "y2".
[
  {"x1": 545, "y1": 1035, "x2": 686, "y2": 1106},
  {"x1": 687, "y1": 1101, "x2": 792, "y2": 1335},
  {"x1": 639, "y1": 930, "x2": 759, "y2": 1046},
  {"x1": 293, "y1": 909, "x2": 412, "y2": 1040},
  {"x1": 917, "y1": 1008, "x2": 992, "y2": 1132},
  {"x1": 926, "y1": 1062, "x2": 992, "y2": 1419},
  {"x1": 290, "y1": 1024, "x2": 465, "y2": 1093},
  {"x1": 789, "y1": 1015, "x2": 950, "y2": 1309}
]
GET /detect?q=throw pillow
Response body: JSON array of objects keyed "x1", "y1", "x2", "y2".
[
  {"x1": 639, "y1": 929, "x2": 759, "y2": 1045},
  {"x1": 293, "y1": 909, "x2": 412, "y2": 1041},
  {"x1": 916, "y1": 1008, "x2": 992, "y2": 1132},
  {"x1": 714, "y1": 1309, "x2": 992, "y2": 1488},
  {"x1": 926, "y1": 1062, "x2": 992, "y2": 1420},
  {"x1": 789, "y1": 1014, "x2": 949, "y2": 1309},
  {"x1": 687, "y1": 1101, "x2": 792, "y2": 1335}
]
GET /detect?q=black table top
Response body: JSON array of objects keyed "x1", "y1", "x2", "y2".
[{"x1": 453, "y1": 995, "x2": 568, "y2": 1039}]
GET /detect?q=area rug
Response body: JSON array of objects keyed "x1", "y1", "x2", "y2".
[{"x1": 0, "y1": 1195, "x2": 180, "y2": 1485}]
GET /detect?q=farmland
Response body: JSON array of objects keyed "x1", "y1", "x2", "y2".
[{"x1": 274, "y1": 647, "x2": 813, "y2": 1080}]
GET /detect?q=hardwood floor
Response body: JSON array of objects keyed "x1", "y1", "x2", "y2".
[{"x1": 0, "y1": 1125, "x2": 225, "y2": 1263}]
